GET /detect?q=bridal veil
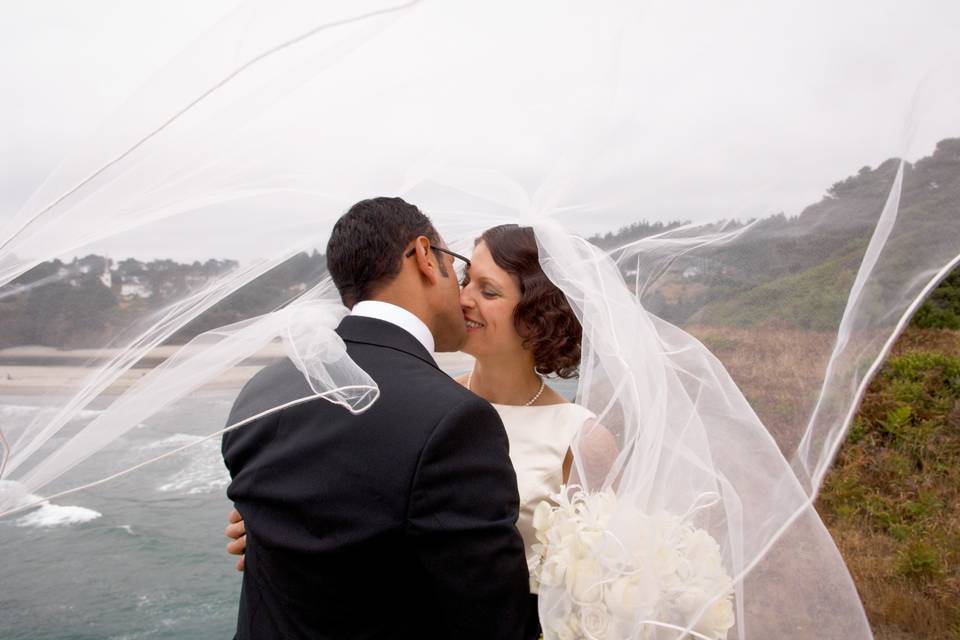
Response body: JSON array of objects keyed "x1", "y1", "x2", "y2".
[{"x1": 2, "y1": 1, "x2": 960, "y2": 637}]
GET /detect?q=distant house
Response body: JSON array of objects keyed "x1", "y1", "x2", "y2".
[
  {"x1": 120, "y1": 279, "x2": 151, "y2": 299},
  {"x1": 99, "y1": 269, "x2": 112, "y2": 289},
  {"x1": 185, "y1": 275, "x2": 208, "y2": 290}
]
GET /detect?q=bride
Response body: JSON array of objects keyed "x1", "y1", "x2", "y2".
[{"x1": 225, "y1": 222, "x2": 617, "y2": 638}]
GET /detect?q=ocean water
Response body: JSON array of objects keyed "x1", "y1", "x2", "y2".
[
  {"x1": 0, "y1": 376, "x2": 578, "y2": 639},
  {"x1": 0, "y1": 394, "x2": 240, "y2": 640}
]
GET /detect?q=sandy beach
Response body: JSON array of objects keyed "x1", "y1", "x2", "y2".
[{"x1": 0, "y1": 345, "x2": 475, "y2": 395}]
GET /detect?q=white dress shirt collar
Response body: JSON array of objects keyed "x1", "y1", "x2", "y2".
[{"x1": 349, "y1": 300, "x2": 435, "y2": 354}]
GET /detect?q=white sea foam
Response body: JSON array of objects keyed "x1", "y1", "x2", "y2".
[
  {"x1": 2, "y1": 479, "x2": 101, "y2": 527},
  {"x1": 0, "y1": 404, "x2": 104, "y2": 420},
  {"x1": 15, "y1": 499, "x2": 101, "y2": 528},
  {"x1": 157, "y1": 461, "x2": 229, "y2": 495},
  {"x1": 109, "y1": 628, "x2": 159, "y2": 640},
  {"x1": 0, "y1": 404, "x2": 62, "y2": 420},
  {"x1": 0, "y1": 479, "x2": 29, "y2": 512},
  {"x1": 139, "y1": 433, "x2": 206, "y2": 450},
  {"x1": 154, "y1": 436, "x2": 229, "y2": 495}
]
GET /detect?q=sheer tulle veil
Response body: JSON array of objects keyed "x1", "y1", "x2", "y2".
[{"x1": 2, "y1": 1, "x2": 960, "y2": 637}]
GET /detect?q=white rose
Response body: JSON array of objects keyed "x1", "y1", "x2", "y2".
[
  {"x1": 579, "y1": 490, "x2": 616, "y2": 528},
  {"x1": 611, "y1": 504, "x2": 651, "y2": 541},
  {"x1": 578, "y1": 525, "x2": 605, "y2": 551},
  {"x1": 555, "y1": 513, "x2": 580, "y2": 544},
  {"x1": 529, "y1": 573, "x2": 541, "y2": 594},
  {"x1": 604, "y1": 573, "x2": 660, "y2": 620},
  {"x1": 654, "y1": 543, "x2": 682, "y2": 580},
  {"x1": 597, "y1": 490, "x2": 618, "y2": 517},
  {"x1": 693, "y1": 596, "x2": 735, "y2": 639},
  {"x1": 549, "y1": 614, "x2": 580, "y2": 640},
  {"x1": 568, "y1": 557, "x2": 604, "y2": 603},
  {"x1": 683, "y1": 529, "x2": 723, "y2": 572},
  {"x1": 540, "y1": 553, "x2": 567, "y2": 588},
  {"x1": 580, "y1": 605, "x2": 610, "y2": 640},
  {"x1": 528, "y1": 542, "x2": 545, "y2": 568},
  {"x1": 674, "y1": 587, "x2": 708, "y2": 617},
  {"x1": 533, "y1": 500, "x2": 554, "y2": 543}
]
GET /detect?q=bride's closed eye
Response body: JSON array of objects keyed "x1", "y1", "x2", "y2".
[{"x1": 461, "y1": 273, "x2": 500, "y2": 298}]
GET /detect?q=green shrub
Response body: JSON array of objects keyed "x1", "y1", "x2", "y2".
[
  {"x1": 818, "y1": 339, "x2": 960, "y2": 633},
  {"x1": 912, "y1": 269, "x2": 960, "y2": 330},
  {"x1": 896, "y1": 541, "x2": 942, "y2": 580}
]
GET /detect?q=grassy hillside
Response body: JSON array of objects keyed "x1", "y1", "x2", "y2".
[
  {"x1": 817, "y1": 329, "x2": 960, "y2": 639},
  {"x1": 914, "y1": 270, "x2": 960, "y2": 331},
  {"x1": 634, "y1": 138, "x2": 960, "y2": 329},
  {"x1": 689, "y1": 325, "x2": 959, "y2": 638},
  {"x1": 692, "y1": 247, "x2": 863, "y2": 330}
]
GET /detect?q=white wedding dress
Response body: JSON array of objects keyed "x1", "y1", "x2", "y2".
[{"x1": 493, "y1": 401, "x2": 595, "y2": 590}]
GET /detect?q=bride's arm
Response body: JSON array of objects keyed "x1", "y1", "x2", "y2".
[{"x1": 562, "y1": 418, "x2": 620, "y2": 489}]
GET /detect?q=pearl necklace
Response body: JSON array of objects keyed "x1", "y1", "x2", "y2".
[{"x1": 466, "y1": 368, "x2": 546, "y2": 407}]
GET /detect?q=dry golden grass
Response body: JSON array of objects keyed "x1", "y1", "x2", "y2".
[
  {"x1": 685, "y1": 325, "x2": 960, "y2": 639},
  {"x1": 828, "y1": 524, "x2": 954, "y2": 638},
  {"x1": 892, "y1": 329, "x2": 960, "y2": 359},
  {"x1": 686, "y1": 324, "x2": 836, "y2": 452}
]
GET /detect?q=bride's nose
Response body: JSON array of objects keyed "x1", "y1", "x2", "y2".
[{"x1": 459, "y1": 288, "x2": 474, "y2": 309}]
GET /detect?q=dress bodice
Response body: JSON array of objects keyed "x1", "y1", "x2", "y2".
[{"x1": 492, "y1": 402, "x2": 595, "y2": 585}]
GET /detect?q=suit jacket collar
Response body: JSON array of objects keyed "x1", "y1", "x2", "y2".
[{"x1": 336, "y1": 315, "x2": 439, "y2": 369}]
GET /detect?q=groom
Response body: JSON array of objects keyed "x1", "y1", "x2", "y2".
[{"x1": 221, "y1": 198, "x2": 531, "y2": 639}]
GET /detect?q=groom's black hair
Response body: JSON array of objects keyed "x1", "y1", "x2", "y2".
[{"x1": 327, "y1": 197, "x2": 443, "y2": 308}]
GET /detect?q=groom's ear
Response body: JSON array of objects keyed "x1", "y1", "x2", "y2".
[{"x1": 409, "y1": 235, "x2": 441, "y2": 286}]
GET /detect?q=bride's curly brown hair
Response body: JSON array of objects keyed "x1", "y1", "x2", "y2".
[{"x1": 478, "y1": 224, "x2": 582, "y2": 378}]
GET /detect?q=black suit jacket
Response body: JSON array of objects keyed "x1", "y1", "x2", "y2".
[{"x1": 222, "y1": 315, "x2": 531, "y2": 639}]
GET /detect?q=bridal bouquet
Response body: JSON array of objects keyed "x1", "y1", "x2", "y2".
[{"x1": 528, "y1": 487, "x2": 735, "y2": 640}]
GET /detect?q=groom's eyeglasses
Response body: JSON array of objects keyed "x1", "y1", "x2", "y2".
[
  {"x1": 405, "y1": 245, "x2": 471, "y2": 281},
  {"x1": 405, "y1": 245, "x2": 471, "y2": 267}
]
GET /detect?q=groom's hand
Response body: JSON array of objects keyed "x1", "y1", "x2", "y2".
[{"x1": 225, "y1": 508, "x2": 247, "y2": 572}]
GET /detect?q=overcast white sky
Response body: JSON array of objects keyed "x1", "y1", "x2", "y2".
[
  {"x1": 2, "y1": 1, "x2": 959, "y2": 262},
  {"x1": 1, "y1": 1, "x2": 237, "y2": 213}
]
